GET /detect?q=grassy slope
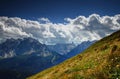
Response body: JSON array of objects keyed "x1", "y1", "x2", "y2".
[{"x1": 28, "y1": 30, "x2": 120, "y2": 79}]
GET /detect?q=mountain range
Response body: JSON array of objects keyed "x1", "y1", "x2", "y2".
[
  {"x1": 47, "y1": 43, "x2": 76, "y2": 55},
  {"x1": 66, "y1": 41, "x2": 95, "y2": 58},
  {"x1": 0, "y1": 38, "x2": 65, "y2": 79},
  {"x1": 0, "y1": 37, "x2": 95, "y2": 79}
]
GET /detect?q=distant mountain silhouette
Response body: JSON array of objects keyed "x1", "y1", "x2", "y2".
[{"x1": 0, "y1": 38, "x2": 65, "y2": 79}]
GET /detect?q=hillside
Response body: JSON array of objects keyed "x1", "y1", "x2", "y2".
[{"x1": 28, "y1": 30, "x2": 120, "y2": 79}]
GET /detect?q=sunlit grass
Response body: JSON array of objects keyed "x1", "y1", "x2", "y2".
[{"x1": 28, "y1": 30, "x2": 120, "y2": 79}]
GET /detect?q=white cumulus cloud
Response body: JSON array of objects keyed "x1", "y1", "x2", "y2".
[
  {"x1": 38, "y1": 17, "x2": 50, "y2": 23},
  {"x1": 0, "y1": 14, "x2": 120, "y2": 44}
]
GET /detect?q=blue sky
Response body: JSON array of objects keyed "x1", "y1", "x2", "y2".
[
  {"x1": 0, "y1": 0, "x2": 120, "y2": 44},
  {"x1": 0, "y1": 0, "x2": 120, "y2": 23}
]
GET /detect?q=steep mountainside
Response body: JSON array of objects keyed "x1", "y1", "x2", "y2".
[
  {"x1": 66, "y1": 41, "x2": 95, "y2": 58},
  {"x1": 0, "y1": 38, "x2": 50, "y2": 58},
  {"x1": 0, "y1": 38, "x2": 65, "y2": 79},
  {"x1": 28, "y1": 30, "x2": 120, "y2": 79},
  {"x1": 47, "y1": 43, "x2": 76, "y2": 55}
]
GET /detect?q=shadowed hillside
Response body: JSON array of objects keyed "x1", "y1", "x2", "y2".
[{"x1": 28, "y1": 30, "x2": 120, "y2": 79}]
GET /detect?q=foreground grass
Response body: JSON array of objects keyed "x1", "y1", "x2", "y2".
[{"x1": 28, "y1": 30, "x2": 120, "y2": 79}]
